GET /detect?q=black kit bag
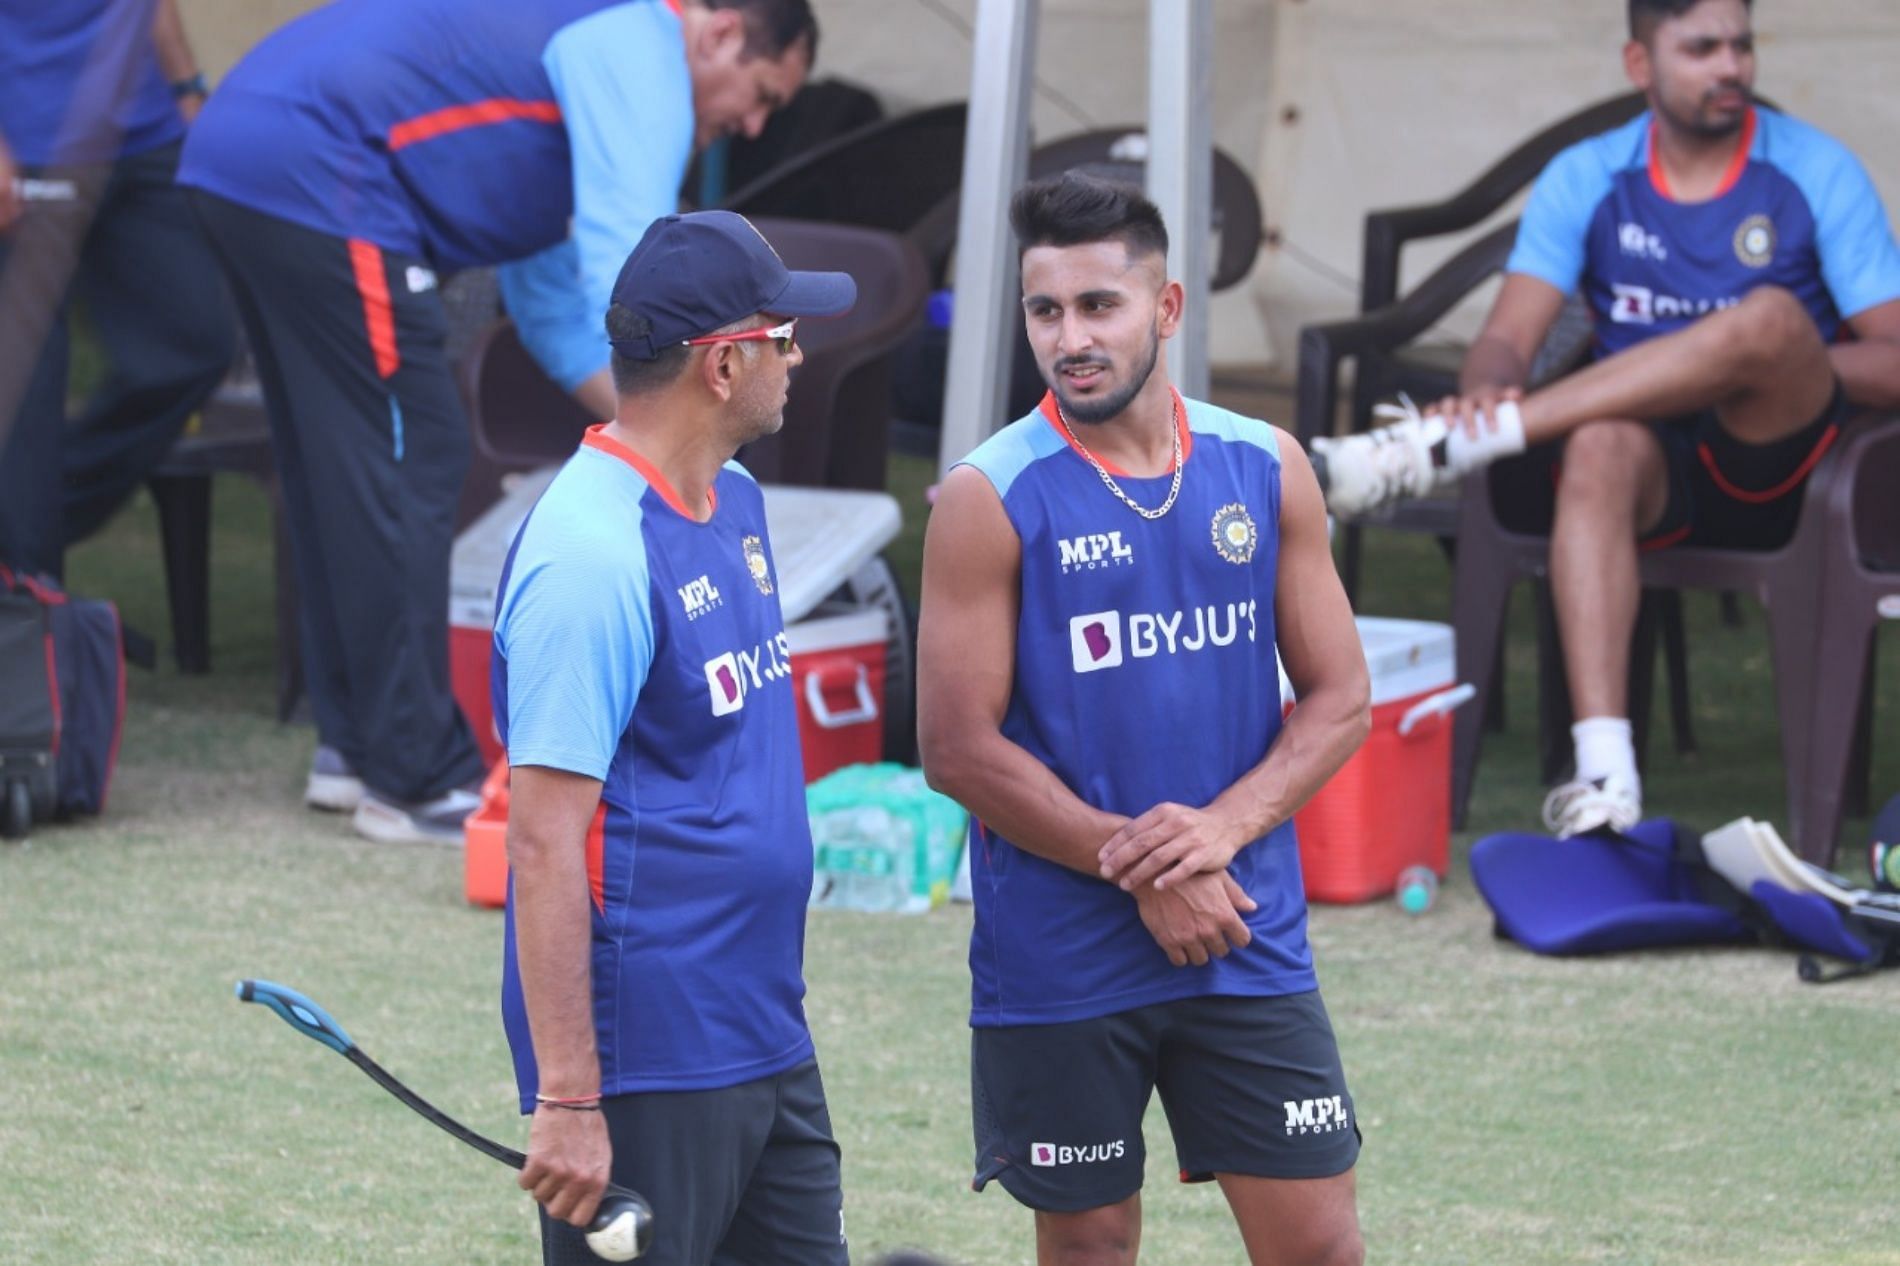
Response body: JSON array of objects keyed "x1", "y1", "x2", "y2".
[{"x1": 0, "y1": 566, "x2": 124, "y2": 838}]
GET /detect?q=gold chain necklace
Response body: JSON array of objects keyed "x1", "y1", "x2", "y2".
[{"x1": 1054, "y1": 394, "x2": 1184, "y2": 521}]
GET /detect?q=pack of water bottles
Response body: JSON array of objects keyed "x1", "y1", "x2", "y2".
[{"x1": 806, "y1": 763, "x2": 967, "y2": 913}]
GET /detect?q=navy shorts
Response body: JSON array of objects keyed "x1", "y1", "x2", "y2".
[
  {"x1": 970, "y1": 992, "x2": 1360, "y2": 1212},
  {"x1": 540, "y1": 1059, "x2": 846, "y2": 1266},
  {"x1": 1641, "y1": 381, "x2": 1847, "y2": 552}
]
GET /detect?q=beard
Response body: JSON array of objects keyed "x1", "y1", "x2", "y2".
[
  {"x1": 1658, "y1": 82, "x2": 1751, "y2": 139},
  {"x1": 1049, "y1": 328, "x2": 1161, "y2": 425}
]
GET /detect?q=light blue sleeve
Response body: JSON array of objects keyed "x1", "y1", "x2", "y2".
[
  {"x1": 495, "y1": 498, "x2": 655, "y2": 780},
  {"x1": 1773, "y1": 116, "x2": 1900, "y2": 320},
  {"x1": 498, "y1": 2, "x2": 697, "y2": 391},
  {"x1": 1506, "y1": 140, "x2": 1615, "y2": 296},
  {"x1": 497, "y1": 241, "x2": 601, "y2": 392}
]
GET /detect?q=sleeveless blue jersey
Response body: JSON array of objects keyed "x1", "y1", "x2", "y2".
[
  {"x1": 493, "y1": 427, "x2": 816, "y2": 1104},
  {"x1": 177, "y1": 0, "x2": 691, "y2": 272},
  {"x1": 0, "y1": 0, "x2": 181, "y2": 167},
  {"x1": 957, "y1": 392, "x2": 1318, "y2": 1028},
  {"x1": 1508, "y1": 107, "x2": 1900, "y2": 358}
]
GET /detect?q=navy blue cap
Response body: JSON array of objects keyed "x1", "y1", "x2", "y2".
[{"x1": 607, "y1": 211, "x2": 857, "y2": 360}]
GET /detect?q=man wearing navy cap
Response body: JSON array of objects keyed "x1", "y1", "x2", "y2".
[
  {"x1": 178, "y1": 0, "x2": 818, "y2": 843},
  {"x1": 494, "y1": 210, "x2": 854, "y2": 1265}
]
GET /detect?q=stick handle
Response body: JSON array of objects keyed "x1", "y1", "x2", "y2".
[{"x1": 236, "y1": 979, "x2": 355, "y2": 1054}]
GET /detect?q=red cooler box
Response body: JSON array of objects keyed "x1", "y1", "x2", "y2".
[
  {"x1": 449, "y1": 469, "x2": 902, "y2": 767},
  {"x1": 786, "y1": 604, "x2": 891, "y2": 784},
  {"x1": 1293, "y1": 617, "x2": 1473, "y2": 903}
]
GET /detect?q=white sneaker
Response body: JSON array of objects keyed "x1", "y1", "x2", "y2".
[
  {"x1": 351, "y1": 786, "x2": 480, "y2": 846},
  {"x1": 1309, "y1": 398, "x2": 1454, "y2": 519},
  {"x1": 1541, "y1": 776, "x2": 1643, "y2": 839},
  {"x1": 305, "y1": 745, "x2": 365, "y2": 813}
]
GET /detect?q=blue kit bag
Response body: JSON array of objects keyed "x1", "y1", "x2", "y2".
[
  {"x1": 0, "y1": 566, "x2": 125, "y2": 837},
  {"x1": 1471, "y1": 817, "x2": 1900, "y2": 985}
]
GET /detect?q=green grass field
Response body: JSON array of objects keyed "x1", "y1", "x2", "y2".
[{"x1": 2, "y1": 455, "x2": 1897, "y2": 1265}]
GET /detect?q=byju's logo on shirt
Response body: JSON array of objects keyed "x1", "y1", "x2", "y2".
[
  {"x1": 1611, "y1": 284, "x2": 1740, "y2": 325},
  {"x1": 1283, "y1": 1095, "x2": 1351, "y2": 1137},
  {"x1": 1617, "y1": 222, "x2": 1667, "y2": 261},
  {"x1": 1070, "y1": 613, "x2": 1124, "y2": 672},
  {"x1": 703, "y1": 632, "x2": 793, "y2": 717},
  {"x1": 1058, "y1": 531, "x2": 1134, "y2": 574},
  {"x1": 679, "y1": 575, "x2": 723, "y2": 620},
  {"x1": 1029, "y1": 1139, "x2": 1126, "y2": 1167},
  {"x1": 1069, "y1": 602, "x2": 1259, "y2": 675}
]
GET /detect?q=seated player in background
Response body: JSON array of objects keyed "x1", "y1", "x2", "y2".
[{"x1": 1313, "y1": 0, "x2": 1900, "y2": 836}]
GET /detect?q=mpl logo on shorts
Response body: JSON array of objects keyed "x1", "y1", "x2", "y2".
[
  {"x1": 1058, "y1": 531, "x2": 1134, "y2": 574},
  {"x1": 1029, "y1": 1139, "x2": 1127, "y2": 1167},
  {"x1": 1069, "y1": 601, "x2": 1259, "y2": 674},
  {"x1": 1283, "y1": 1095, "x2": 1351, "y2": 1136},
  {"x1": 678, "y1": 574, "x2": 722, "y2": 620},
  {"x1": 703, "y1": 631, "x2": 792, "y2": 717}
]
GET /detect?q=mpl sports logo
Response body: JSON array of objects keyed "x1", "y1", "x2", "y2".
[
  {"x1": 1058, "y1": 531, "x2": 1134, "y2": 574},
  {"x1": 1069, "y1": 601, "x2": 1259, "y2": 674},
  {"x1": 1610, "y1": 284, "x2": 1740, "y2": 325},
  {"x1": 1617, "y1": 222, "x2": 1668, "y2": 261},
  {"x1": 1029, "y1": 1139, "x2": 1126, "y2": 1167},
  {"x1": 678, "y1": 574, "x2": 723, "y2": 620},
  {"x1": 703, "y1": 631, "x2": 792, "y2": 717},
  {"x1": 1283, "y1": 1095, "x2": 1351, "y2": 1137}
]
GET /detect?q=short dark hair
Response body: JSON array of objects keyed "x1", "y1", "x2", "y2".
[
  {"x1": 1008, "y1": 171, "x2": 1170, "y2": 265},
  {"x1": 606, "y1": 304, "x2": 691, "y2": 396},
  {"x1": 707, "y1": 0, "x2": 819, "y2": 62},
  {"x1": 1629, "y1": 0, "x2": 1750, "y2": 42}
]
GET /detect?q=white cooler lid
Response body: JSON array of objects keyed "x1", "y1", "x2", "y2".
[
  {"x1": 450, "y1": 466, "x2": 901, "y2": 631},
  {"x1": 1355, "y1": 616, "x2": 1454, "y2": 707},
  {"x1": 1277, "y1": 616, "x2": 1454, "y2": 708},
  {"x1": 761, "y1": 485, "x2": 901, "y2": 624}
]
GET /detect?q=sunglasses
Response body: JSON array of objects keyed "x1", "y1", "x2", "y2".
[{"x1": 682, "y1": 318, "x2": 798, "y2": 356}]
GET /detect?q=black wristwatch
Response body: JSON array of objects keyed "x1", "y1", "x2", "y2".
[{"x1": 170, "y1": 72, "x2": 209, "y2": 101}]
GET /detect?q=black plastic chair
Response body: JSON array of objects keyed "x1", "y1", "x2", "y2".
[
  {"x1": 908, "y1": 124, "x2": 1264, "y2": 293},
  {"x1": 719, "y1": 103, "x2": 969, "y2": 248},
  {"x1": 458, "y1": 220, "x2": 929, "y2": 501},
  {"x1": 150, "y1": 338, "x2": 301, "y2": 718}
]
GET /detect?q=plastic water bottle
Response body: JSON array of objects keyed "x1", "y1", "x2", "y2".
[
  {"x1": 1395, "y1": 865, "x2": 1438, "y2": 915},
  {"x1": 811, "y1": 806, "x2": 914, "y2": 912}
]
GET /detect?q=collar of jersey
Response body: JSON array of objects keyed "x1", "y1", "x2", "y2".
[
  {"x1": 1037, "y1": 387, "x2": 1193, "y2": 477},
  {"x1": 582, "y1": 423, "x2": 717, "y2": 522},
  {"x1": 1647, "y1": 106, "x2": 1756, "y2": 202}
]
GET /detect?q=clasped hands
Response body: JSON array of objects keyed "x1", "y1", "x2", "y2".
[{"x1": 1099, "y1": 802, "x2": 1256, "y2": 968}]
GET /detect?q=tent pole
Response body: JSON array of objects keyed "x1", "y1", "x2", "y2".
[
  {"x1": 1147, "y1": 0, "x2": 1214, "y2": 399},
  {"x1": 938, "y1": 0, "x2": 1039, "y2": 475}
]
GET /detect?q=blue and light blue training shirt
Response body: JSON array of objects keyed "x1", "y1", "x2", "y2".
[
  {"x1": 493, "y1": 425, "x2": 817, "y2": 1105},
  {"x1": 0, "y1": 0, "x2": 181, "y2": 167},
  {"x1": 178, "y1": 0, "x2": 694, "y2": 390},
  {"x1": 1509, "y1": 107, "x2": 1900, "y2": 357},
  {"x1": 956, "y1": 392, "x2": 1318, "y2": 1028}
]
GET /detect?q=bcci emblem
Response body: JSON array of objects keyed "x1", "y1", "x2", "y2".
[
  {"x1": 1733, "y1": 214, "x2": 1776, "y2": 269},
  {"x1": 1210, "y1": 502, "x2": 1257, "y2": 564},
  {"x1": 742, "y1": 535, "x2": 773, "y2": 594}
]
